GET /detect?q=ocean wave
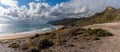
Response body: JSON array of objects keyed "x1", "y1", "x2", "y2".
[{"x1": 0, "y1": 26, "x2": 61, "y2": 37}]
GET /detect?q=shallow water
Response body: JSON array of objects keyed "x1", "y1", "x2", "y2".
[{"x1": 0, "y1": 23, "x2": 57, "y2": 37}]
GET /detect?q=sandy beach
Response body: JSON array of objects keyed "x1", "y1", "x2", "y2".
[
  {"x1": 0, "y1": 26, "x2": 63, "y2": 40},
  {"x1": 0, "y1": 33, "x2": 34, "y2": 40}
]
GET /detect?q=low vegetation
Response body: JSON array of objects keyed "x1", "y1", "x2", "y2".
[
  {"x1": 8, "y1": 27, "x2": 113, "y2": 52},
  {"x1": 85, "y1": 28, "x2": 113, "y2": 37},
  {"x1": 36, "y1": 38, "x2": 53, "y2": 49},
  {"x1": 8, "y1": 42, "x2": 20, "y2": 48},
  {"x1": 35, "y1": 34, "x2": 40, "y2": 38},
  {"x1": 27, "y1": 46, "x2": 39, "y2": 52},
  {"x1": 56, "y1": 38, "x2": 65, "y2": 45}
]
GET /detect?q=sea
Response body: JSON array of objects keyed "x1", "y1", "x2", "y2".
[{"x1": 0, "y1": 23, "x2": 59, "y2": 37}]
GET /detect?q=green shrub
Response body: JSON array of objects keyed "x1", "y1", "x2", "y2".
[
  {"x1": 47, "y1": 33, "x2": 56, "y2": 39},
  {"x1": 44, "y1": 32, "x2": 51, "y2": 35},
  {"x1": 8, "y1": 42, "x2": 20, "y2": 48},
  {"x1": 35, "y1": 34, "x2": 40, "y2": 38},
  {"x1": 36, "y1": 38, "x2": 53, "y2": 49},
  {"x1": 49, "y1": 33, "x2": 56, "y2": 36},
  {"x1": 85, "y1": 28, "x2": 93, "y2": 35},
  {"x1": 21, "y1": 44, "x2": 29, "y2": 50},
  {"x1": 56, "y1": 39, "x2": 65, "y2": 45},
  {"x1": 93, "y1": 28, "x2": 113, "y2": 37},
  {"x1": 30, "y1": 36, "x2": 35, "y2": 39},
  {"x1": 27, "y1": 46, "x2": 39, "y2": 52},
  {"x1": 61, "y1": 27, "x2": 84, "y2": 36},
  {"x1": 86, "y1": 28, "x2": 113, "y2": 37}
]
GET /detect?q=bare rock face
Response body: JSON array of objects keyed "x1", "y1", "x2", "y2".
[{"x1": 105, "y1": 6, "x2": 115, "y2": 12}]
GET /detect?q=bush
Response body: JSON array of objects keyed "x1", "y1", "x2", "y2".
[
  {"x1": 60, "y1": 27, "x2": 85, "y2": 36},
  {"x1": 56, "y1": 39, "x2": 65, "y2": 45},
  {"x1": 85, "y1": 28, "x2": 93, "y2": 35},
  {"x1": 35, "y1": 34, "x2": 40, "y2": 38},
  {"x1": 36, "y1": 38, "x2": 53, "y2": 49},
  {"x1": 30, "y1": 34, "x2": 40, "y2": 39},
  {"x1": 86, "y1": 28, "x2": 113, "y2": 37},
  {"x1": 47, "y1": 33, "x2": 56, "y2": 39},
  {"x1": 93, "y1": 28, "x2": 113, "y2": 37},
  {"x1": 21, "y1": 44, "x2": 29, "y2": 50},
  {"x1": 44, "y1": 32, "x2": 51, "y2": 35},
  {"x1": 49, "y1": 33, "x2": 56, "y2": 36},
  {"x1": 30, "y1": 36, "x2": 35, "y2": 39},
  {"x1": 8, "y1": 42, "x2": 20, "y2": 48},
  {"x1": 28, "y1": 46, "x2": 39, "y2": 52}
]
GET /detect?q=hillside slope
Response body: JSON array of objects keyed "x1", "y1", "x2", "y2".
[{"x1": 48, "y1": 6, "x2": 120, "y2": 26}]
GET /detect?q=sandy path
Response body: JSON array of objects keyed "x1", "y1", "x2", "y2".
[{"x1": 85, "y1": 23, "x2": 120, "y2": 52}]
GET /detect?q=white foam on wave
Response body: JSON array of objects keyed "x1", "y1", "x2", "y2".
[{"x1": 0, "y1": 25, "x2": 62, "y2": 37}]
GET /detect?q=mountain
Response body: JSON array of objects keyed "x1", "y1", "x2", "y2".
[{"x1": 48, "y1": 6, "x2": 120, "y2": 26}]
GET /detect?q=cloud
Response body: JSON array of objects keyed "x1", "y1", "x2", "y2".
[
  {"x1": 0, "y1": 7, "x2": 6, "y2": 16},
  {"x1": 0, "y1": 0, "x2": 18, "y2": 7},
  {"x1": 0, "y1": 0, "x2": 120, "y2": 24}
]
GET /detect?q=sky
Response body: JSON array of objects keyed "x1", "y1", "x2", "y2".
[
  {"x1": 18, "y1": 0, "x2": 70, "y2": 8},
  {"x1": 0, "y1": 0, "x2": 120, "y2": 24}
]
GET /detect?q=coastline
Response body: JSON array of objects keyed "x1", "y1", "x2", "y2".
[
  {"x1": 0, "y1": 33, "x2": 35, "y2": 40},
  {"x1": 0, "y1": 23, "x2": 117, "y2": 52},
  {"x1": 0, "y1": 26, "x2": 63, "y2": 40}
]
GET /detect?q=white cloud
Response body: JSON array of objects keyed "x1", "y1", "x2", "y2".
[
  {"x1": 0, "y1": 0, "x2": 18, "y2": 7},
  {"x1": 0, "y1": 0, "x2": 120, "y2": 24},
  {"x1": 49, "y1": 0, "x2": 120, "y2": 18},
  {"x1": 0, "y1": 7, "x2": 6, "y2": 16}
]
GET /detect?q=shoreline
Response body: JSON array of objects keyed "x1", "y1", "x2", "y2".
[
  {"x1": 0, "y1": 32, "x2": 38, "y2": 40},
  {"x1": 0, "y1": 26, "x2": 64, "y2": 40}
]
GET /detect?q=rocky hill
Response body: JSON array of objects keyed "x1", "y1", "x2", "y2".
[{"x1": 48, "y1": 6, "x2": 120, "y2": 26}]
